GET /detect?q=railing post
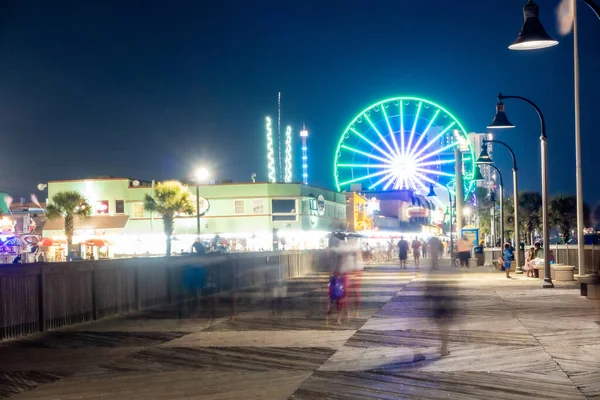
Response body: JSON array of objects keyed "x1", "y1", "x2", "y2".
[
  {"x1": 134, "y1": 263, "x2": 142, "y2": 311},
  {"x1": 38, "y1": 266, "x2": 46, "y2": 332},
  {"x1": 91, "y1": 265, "x2": 98, "y2": 320}
]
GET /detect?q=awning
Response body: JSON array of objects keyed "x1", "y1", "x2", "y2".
[
  {"x1": 410, "y1": 194, "x2": 435, "y2": 210},
  {"x1": 85, "y1": 238, "x2": 112, "y2": 247},
  {"x1": 43, "y1": 215, "x2": 129, "y2": 231}
]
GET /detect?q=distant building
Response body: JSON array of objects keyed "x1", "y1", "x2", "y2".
[{"x1": 42, "y1": 178, "x2": 346, "y2": 256}]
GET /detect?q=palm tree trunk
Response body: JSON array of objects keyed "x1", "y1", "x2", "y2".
[
  {"x1": 65, "y1": 214, "x2": 74, "y2": 247},
  {"x1": 164, "y1": 216, "x2": 174, "y2": 257}
]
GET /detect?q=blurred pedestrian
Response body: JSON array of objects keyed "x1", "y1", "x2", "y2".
[
  {"x1": 397, "y1": 236, "x2": 409, "y2": 268},
  {"x1": 457, "y1": 236, "x2": 472, "y2": 268},
  {"x1": 428, "y1": 236, "x2": 442, "y2": 269},
  {"x1": 422, "y1": 240, "x2": 427, "y2": 259},
  {"x1": 411, "y1": 237, "x2": 421, "y2": 269}
]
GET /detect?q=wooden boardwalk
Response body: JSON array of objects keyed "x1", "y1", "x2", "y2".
[{"x1": 1, "y1": 260, "x2": 599, "y2": 399}]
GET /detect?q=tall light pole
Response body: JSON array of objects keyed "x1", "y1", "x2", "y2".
[
  {"x1": 194, "y1": 167, "x2": 209, "y2": 240},
  {"x1": 507, "y1": 0, "x2": 600, "y2": 277},
  {"x1": 477, "y1": 139, "x2": 521, "y2": 273},
  {"x1": 487, "y1": 93, "x2": 553, "y2": 288},
  {"x1": 489, "y1": 164, "x2": 505, "y2": 248}
]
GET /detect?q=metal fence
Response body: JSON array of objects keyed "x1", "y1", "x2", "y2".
[
  {"x1": 0, "y1": 250, "x2": 329, "y2": 341},
  {"x1": 484, "y1": 245, "x2": 600, "y2": 274}
]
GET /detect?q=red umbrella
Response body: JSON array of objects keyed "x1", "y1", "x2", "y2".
[
  {"x1": 85, "y1": 238, "x2": 111, "y2": 247},
  {"x1": 38, "y1": 238, "x2": 59, "y2": 247}
]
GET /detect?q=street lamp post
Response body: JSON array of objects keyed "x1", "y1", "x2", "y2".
[
  {"x1": 488, "y1": 93, "x2": 553, "y2": 288},
  {"x1": 477, "y1": 139, "x2": 522, "y2": 273},
  {"x1": 488, "y1": 164, "x2": 505, "y2": 249},
  {"x1": 507, "y1": 0, "x2": 600, "y2": 277},
  {"x1": 194, "y1": 168, "x2": 210, "y2": 240}
]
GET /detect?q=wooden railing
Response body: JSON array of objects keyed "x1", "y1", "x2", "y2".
[{"x1": 0, "y1": 250, "x2": 329, "y2": 341}]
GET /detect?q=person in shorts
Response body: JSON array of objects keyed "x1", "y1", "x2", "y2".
[{"x1": 501, "y1": 243, "x2": 512, "y2": 278}]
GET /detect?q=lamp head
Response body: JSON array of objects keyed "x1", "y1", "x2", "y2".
[
  {"x1": 487, "y1": 101, "x2": 515, "y2": 129},
  {"x1": 472, "y1": 165, "x2": 485, "y2": 181},
  {"x1": 427, "y1": 184, "x2": 436, "y2": 197},
  {"x1": 509, "y1": 0, "x2": 559, "y2": 50},
  {"x1": 476, "y1": 145, "x2": 494, "y2": 165}
]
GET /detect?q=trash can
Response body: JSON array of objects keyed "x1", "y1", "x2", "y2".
[{"x1": 473, "y1": 246, "x2": 485, "y2": 266}]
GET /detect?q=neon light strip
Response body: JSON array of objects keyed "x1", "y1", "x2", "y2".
[
  {"x1": 400, "y1": 101, "x2": 405, "y2": 155},
  {"x1": 341, "y1": 145, "x2": 391, "y2": 163},
  {"x1": 369, "y1": 172, "x2": 395, "y2": 190},
  {"x1": 350, "y1": 128, "x2": 395, "y2": 161},
  {"x1": 339, "y1": 168, "x2": 393, "y2": 186},
  {"x1": 414, "y1": 141, "x2": 458, "y2": 164},
  {"x1": 406, "y1": 102, "x2": 422, "y2": 154},
  {"x1": 266, "y1": 117, "x2": 276, "y2": 183},
  {"x1": 381, "y1": 105, "x2": 400, "y2": 156},
  {"x1": 411, "y1": 121, "x2": 456, "y2": 160},
  {"x1": 384, "y1": 174, "x2": 398, "y2": 190},
  {"x1": 284, "y1": 126, "x2": 292, "y2": 183},
  {"x1": 364, "y1": 114, "x2": 395, "y2": 156},
  {"x1": 410, "y1": 109, "x2": 439, "y2": 157},
  {"x1": 415, "y1": 167, "x2": 455, "y2": 177},
  {"x1": 337, "y1": 163, "x2": 391, "y2": 169},
  {"x1": 418, "y1": 158, "x2": 455, "y2": 167}
]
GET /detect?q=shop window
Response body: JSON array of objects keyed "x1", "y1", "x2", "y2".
[
  {"x1": 271, "y1": 199, "x2": 297, "y2": 222},
  {"x1": 272, "y1": 199, "x2": 296, "y2": 213},
  {"x1": 115, "y1": 200, "x2": 125, "y2": 214},
  {"x1": 132, "y1": 203, "x2": 144, "y2": 218},
  {"x1": 252, "y1": 199, "x2": 264, "y2": 214},
  {"x1": 234, "y1": 200, "x2": 245, "y2": 214}
]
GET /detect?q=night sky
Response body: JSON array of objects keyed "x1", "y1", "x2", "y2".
[{"x1": 1, "y1": 0, "x2": 599, "y2": 203}]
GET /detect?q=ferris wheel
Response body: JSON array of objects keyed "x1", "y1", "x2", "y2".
[{"x1": 334, "y1": 96, "x2": 475, "y2": 199}]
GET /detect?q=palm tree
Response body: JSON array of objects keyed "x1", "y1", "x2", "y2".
[
  {"x1": 144, "y1": 181, "x2": 194, "y2": 256},
  {"x1": 473, "y1": 187, "x2": 493, "y2": 238},
  {"x1": 45, "y1": 191, "x2": 91, "y2": 246},
  {"x1": 519, "y1": 192, "x2": 542, "y2": 245},
  {"x1": 549, "y1": 195, "x2": 577, "y2": 244}
]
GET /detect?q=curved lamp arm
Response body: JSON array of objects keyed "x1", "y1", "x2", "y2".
[
  {"x1": 498, "y1": 93, "x2": 546, "y2": 139},
  {"x1": 482, "y1": 139, "x2": 518, "y2": 171},
  {"x1": 581, "y1": 0, "x2": 600, "y2": 20}
]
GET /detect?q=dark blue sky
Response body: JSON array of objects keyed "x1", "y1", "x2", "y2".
[{"x1": 0, "y1": 0, "x2": 599, "y2": 202}]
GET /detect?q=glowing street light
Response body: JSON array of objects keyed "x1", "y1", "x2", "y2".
[
  {"x1": 488, "y1": 93, "x2": 553, "y2": 288},
  {"x1": 508, "y1": 0, "x2": 559, "y2": 50},
  {"x1": 477, "y1": 139, "x2": 522, "y2": 273},
  {"x1": 508, "y1": 0, "x2": 600, "y2": 278}
]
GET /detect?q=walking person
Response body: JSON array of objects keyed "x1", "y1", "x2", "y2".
[
  {"x1": 397, "y1": 236, "x2": 409, "y2": 268},
  {"x1": 428, "y1": 236, "x2": 442, "y2": 269},
  {"x1": 387, "y1": 239, "x2": 394, "y2": 261},
  {"x1": 422, "y1": 240, "x2": 427, "y2": 259},
  {"x1": 411, "y1": 237, "x2": 421, "y2": 269}
]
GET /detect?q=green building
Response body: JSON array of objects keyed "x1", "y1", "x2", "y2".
[{"x1": 43, "y1": 178, "x2": 346, "y2": 257}]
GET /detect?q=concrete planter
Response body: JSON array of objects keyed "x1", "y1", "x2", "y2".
[{"x1": 551, "y1": 264, "x2": 575, "y2": 281}]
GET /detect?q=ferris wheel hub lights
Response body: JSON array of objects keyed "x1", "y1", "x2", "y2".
[{"x1": 508, "y1": 0, "x2": 558, "y2": 50}]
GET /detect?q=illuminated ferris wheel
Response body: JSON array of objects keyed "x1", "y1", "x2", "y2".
[{"x1": 334, "y1": 96, "x2": 476, "y2": 200}]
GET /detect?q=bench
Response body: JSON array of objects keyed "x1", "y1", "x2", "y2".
[
  {"x1": 578, "y1": 275, "x2": 600, "y2": 299},
  {"x1": 533, "y1": 265, "x2": 544, "y2": 279},
  {"x1": 551, "y1": 264, "x2": 575, "y2": 281}
]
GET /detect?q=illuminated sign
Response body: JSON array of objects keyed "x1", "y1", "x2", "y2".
[
  {"x1": 406, "y1": 207, "x2": 428, "y2": 218},
  {"x1": 96, "y1": 200, "x2": 109, "y2": 214}
]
